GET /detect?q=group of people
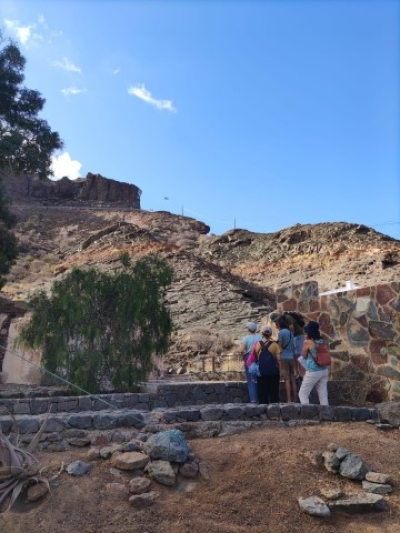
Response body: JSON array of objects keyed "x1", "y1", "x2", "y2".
[{"x1": 239, "y1": 313, "x2": 329, "y2": 405}]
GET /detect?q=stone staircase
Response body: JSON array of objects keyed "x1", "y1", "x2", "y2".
[{"x1": 0, "y1": 381, "x2": 379, "y2": 451}]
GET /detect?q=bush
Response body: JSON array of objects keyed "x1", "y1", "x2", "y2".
[{"x1": 18, "y1": 255, "x2": 173, "y2": 393}]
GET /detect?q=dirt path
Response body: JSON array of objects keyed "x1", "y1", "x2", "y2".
[{"x1": 1, "y1": 423, "x2": 399, "y2": 533}]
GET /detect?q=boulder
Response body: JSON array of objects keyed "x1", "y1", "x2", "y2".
[
  {"x1": 376, "y1": 402, "x2": 400, "y2": 427},
  {"x1": 145, "y1": 430, "x2": 189, "y2": 463}
]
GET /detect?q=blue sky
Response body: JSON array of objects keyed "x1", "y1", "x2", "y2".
[{"x1": 1, "y1": 0, "x2": 399, "y2": 239}]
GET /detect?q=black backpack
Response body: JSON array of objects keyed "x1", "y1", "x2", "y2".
[
  {"x1": 284, "y1": 311, "x2": 305, "y2": 328},
  {"x1": 258, "y1": 341, "x2": 279, "y2": 377}
]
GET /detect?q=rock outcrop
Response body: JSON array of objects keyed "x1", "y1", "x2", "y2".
[{"x1": 3, "y1": 172, "x2": 141, "y2": 208}]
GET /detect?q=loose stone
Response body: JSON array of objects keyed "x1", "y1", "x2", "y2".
[
  {"x1": 111, "y1": 451, "x2": 150, "y2": 471},
  {"x1": 329, "y1": 493, "x2": 389, "y2": 513},
  {"x1": 362, "y1": 481, "x2": 393, "y2": 495},
  {"x1": 298, "y1": 496, "x2": 331, "y2": 518},
  {"x1": 129, "y1": 491, "x2": 158, "y2": 508},
  {"x1": 365, "y1": 472, "x2": 392, "y2": 484},
  {"x1": 320, "y1": 487, "x2": 343, "y2": 500},
  {"x1": 129, "y1": 476, "x2": 152, "y2": 494}
]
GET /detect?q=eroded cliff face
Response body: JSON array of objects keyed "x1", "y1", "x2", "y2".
[
  {"x1": 1, "y1": 170, "x2": 400, "y2": 372},
  {"x1": 3, "y1": 172, "x2": 141, "y2": 208}
]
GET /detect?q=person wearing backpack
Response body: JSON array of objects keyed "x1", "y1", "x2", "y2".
[
  {"x1": 239, "y1": 322, "x2": 262, "y2": 403},
  {"x1": 273, "y1": 315, "x2": 297, "y2": 403},
  {"x1": 283, "y1": 312, "x2": 306, "y2": 385},
  {"x1": 298, "y1": 321, "x2": 330, "y2": 405},
  {"x1": 253, "y1": 327, "x2": 281, "y2": 404}
]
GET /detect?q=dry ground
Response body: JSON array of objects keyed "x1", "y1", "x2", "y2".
[{"x1": 0, "y1": 422, "x2": 399, "y2": 533}]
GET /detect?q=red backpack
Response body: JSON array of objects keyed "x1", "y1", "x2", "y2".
[{"x1": 314, "y1": 342, "x2": 331, "y2": 366}]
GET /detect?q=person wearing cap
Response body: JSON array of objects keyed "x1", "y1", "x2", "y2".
[
  {"x1": 239, "y1": 322, "x2": 262, "y2": 403},
  {"x1": 298, "y1": 321, "x2": 329, "y2": 405},
  {"x1": 252, "y1": 327, "x2": 281, "y2": 404}
]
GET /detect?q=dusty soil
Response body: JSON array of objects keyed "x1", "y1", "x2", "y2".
[{"x1": 1, "y1": 423, "x2": 399, "y2": 533}]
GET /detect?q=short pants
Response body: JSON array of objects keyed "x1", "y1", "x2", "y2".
[{"x1": 280, "y1": 359, "x2": 296, "y2": 380}]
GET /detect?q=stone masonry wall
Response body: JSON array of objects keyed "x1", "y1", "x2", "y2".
[{"x1": 275, "y1": 281, "x2": 400, "y2": 401}]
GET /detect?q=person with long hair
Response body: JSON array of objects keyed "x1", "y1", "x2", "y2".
[{"x1": 298, "y1": 321, "x2": 329, "y2": 405}]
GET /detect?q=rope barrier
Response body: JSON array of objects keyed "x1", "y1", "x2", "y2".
[{"x1": 0, "y1": 343, "x2": 119, "y2": 410}]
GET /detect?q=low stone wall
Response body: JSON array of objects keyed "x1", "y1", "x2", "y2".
[
  {"x1": 0, "y1": 402, "x2": 379, "y2": 448},
  {"x1": 0, "y1": 380, "x2": 365, "y2": 416}
]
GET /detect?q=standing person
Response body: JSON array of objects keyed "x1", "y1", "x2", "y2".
[
  {"x1": 298, "y1": 321, "x2": 329, "y2": 405},
  {"x1": 273, "y1": 316, "x2": 297, "y2": 403},
  {"x1": 239, "y1": 322, "x2": 262, "y2": 403},
  {"x1": 253, "y1": 327, "x2": 281, "y2": 404},
  {"x1": 283, "y1": 312, "x2": 306, "y2": 386}
]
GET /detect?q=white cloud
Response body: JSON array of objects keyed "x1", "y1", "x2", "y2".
[
  {"x1": 128, "y1": 84, "x2": 176, "y2": 112},
  {"x1": 4, "y1": 17, "x2": 46, "y2": 46},
  {"x1": 52, "y1": 57, "x2": 82, "y2": 73},
  {"x1": 50, "y1": 152, "x2": 82, "y2": 180},
  {"x1": 4, "y1": 19, "x2": 33, "y2": 44},
  {"x1": 61, "y1": 87, "x2": 87, "y2": 96},
  {"x1": 113, "y1": 68, "x2": 120, "y2": 75}
]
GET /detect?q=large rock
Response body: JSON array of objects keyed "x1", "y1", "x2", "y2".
[
  {"x1": 339, "y1": 452, "x2": 371, "y2": 480},
  {"x1": 329, "y1": 493, "x2": 389, "y2": 513},
  {"x1": 144, "y1": 430, "x2": 189, "y2": 463},
  {"x1": 376, "y1": 402, "x2": 400, "y2": 427}
]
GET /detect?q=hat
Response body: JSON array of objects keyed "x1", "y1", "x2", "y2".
[
  {"x1": 269, "y1": 312, "x2": 280, "y2": 323},
  {"x1": 246, "y1": 321, "x2": 257, "y2": 332},
  {"x1": 304, "y1": 321, "x2": 320, "y2": 335},
  {"x1": 262, "y1": 326, "x2": 272, "y2": 336}
]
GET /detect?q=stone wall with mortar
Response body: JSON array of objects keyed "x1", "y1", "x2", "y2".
[{"x1": 274, "y1": 281, "x2": 400, "y2": 402}]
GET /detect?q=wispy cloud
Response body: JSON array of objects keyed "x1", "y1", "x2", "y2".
[
  {"x1": 113, "y1": 68, "x2": 120, "y2": 75},
  {"x1": 61, "y1": 87, "x2": 87, "y2": 96},
  {"x1": 4, "y1": 19, "x2": 39, "y2": 45},
  {"x1": 53, "y1": 57, "x2": 82, "y2": 73},
  {"x1": 50, "y1": 152, "x2": 82, "y2": 180},
  {"x1": 128, "y1": 84, "x2": 176, "y2": 112}
]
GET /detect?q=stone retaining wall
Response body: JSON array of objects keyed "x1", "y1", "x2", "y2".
[
  {"x1": 274, "y1": 281, "x2": 400, "y2": 401},
  {"x1": 0, "y1": 402, "x2": 379, "y2": 447},
  {"x1": 0, "y1": 380, "x2": 359, "y2": 416}
]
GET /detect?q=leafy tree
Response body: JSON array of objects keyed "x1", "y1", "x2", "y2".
[
  {"x1": 0, "y1": 35, "x2": 63, "y2": 178},
  {"x1": 0, "y1": 179, "x2": 17, "y2": 288},
  {"x1": 0, "y1": 34, "x2": 63, "y2": 286},
  {"x1": 19, "y1": 256, "x2": 174, "y2": 393}
]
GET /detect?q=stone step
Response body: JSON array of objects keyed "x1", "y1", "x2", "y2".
[{"x1": 0, "y1": 402, "x2": 378, "y2": 440}]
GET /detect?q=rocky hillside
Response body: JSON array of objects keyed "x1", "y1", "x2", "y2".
[{"x1": 1, "y1": 174, "x2": 400, "y2": 367}]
